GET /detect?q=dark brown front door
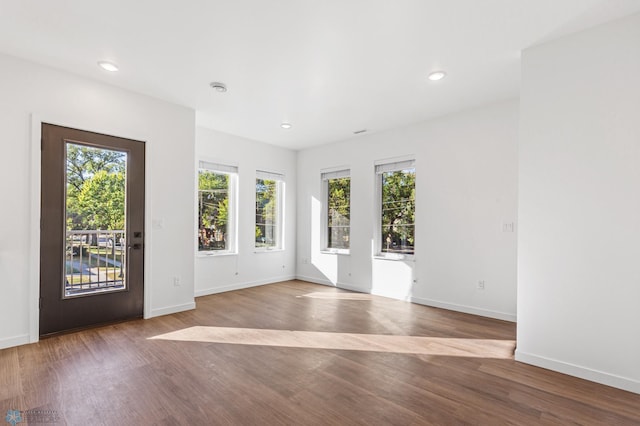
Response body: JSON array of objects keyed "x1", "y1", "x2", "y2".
[{"x1": 40, "y1": 124, "x2": 145, "y2": 336}]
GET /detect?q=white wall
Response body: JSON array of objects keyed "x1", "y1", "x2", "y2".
[
  {"x1": 518, "y1": 13, "x2": 640, "y2": 394},
  {"x1": 297, "y1": 100, "x2": 518, "y2": 321},
  {"x1": 0, "y1": 53, "x2": 196, "y2": 349},
  {"x1": 195, "y1": 127, "x2": 297, "y2": 296}
]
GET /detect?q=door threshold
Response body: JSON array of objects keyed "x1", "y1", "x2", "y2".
[{"x1": 39, "y1": 315, "x2": 144, "y2": 339}]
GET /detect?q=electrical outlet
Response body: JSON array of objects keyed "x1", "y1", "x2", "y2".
[
  {"x1": 173, "y1": 276, "x2": 181, "y2": 287},
  {"x1": 502, "y1": 222, "x2": 515, "y2": 232},
  {"x1": 477, "y1": 280, "x2": 485, "y2": 290},
  {"x1": 302, "y1": 258, "x2": 309, "y2": 264}
]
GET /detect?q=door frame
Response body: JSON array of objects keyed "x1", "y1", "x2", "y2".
[{"x1": 28, "y1": 114, "x2": 152, "y2": 343}]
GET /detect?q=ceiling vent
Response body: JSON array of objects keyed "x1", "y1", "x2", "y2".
[{"x1": 210, "y1": 82, "x2": 227, "y2": 92}]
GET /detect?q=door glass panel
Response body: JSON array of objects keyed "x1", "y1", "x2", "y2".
[{"x1": 64, "y1": 142, "x2": 127, "y2": 298}]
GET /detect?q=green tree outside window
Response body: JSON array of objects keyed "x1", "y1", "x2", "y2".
[{"x1": 381, "y1": 169, "x2": 415, "y2": 254}]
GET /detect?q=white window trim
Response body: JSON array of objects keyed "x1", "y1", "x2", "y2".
[
  {"x1": 255, "y1": 171, "x2": 285, "y2": 252},
  {"x1": 321, "y1": 168, "x2": 351, "y2": 254},
  {"x1": 197, "y1": 160, "x2": 239, "y2": 256},
  {"x1": 374, "y1": 157, "x2": 416, "y2": 259}
]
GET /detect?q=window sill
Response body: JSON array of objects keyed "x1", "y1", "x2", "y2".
[
  {"x1": 254, "y1": 248, "x2": 284, "y2": 253},
  {"x1": 373, "y1": 254, "x2": 415, "y2": 261},
  {"x1": 197, "y1": 251, "x2": 238, "y2": 258},
  {"x1": 320, "y1": 249, "x2": 350, "y2": 256}
]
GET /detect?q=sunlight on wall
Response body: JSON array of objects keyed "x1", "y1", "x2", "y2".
[
  {"x1": 150, "y1": 326, "x2": 515, "y2": 359},
  {"x1": 310, "y1": 196, "x2": 337, "y2": 284},
  {"x1": 371, "y1": 257, "x2": 415, "y2": 301}
]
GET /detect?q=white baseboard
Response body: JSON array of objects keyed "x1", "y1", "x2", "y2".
[
  {"x1": 148, "y1": 301, "x2": 196, "y2": 318},
  {"x1": 195, "y1": 275, "x2": 297, "y2": 298},
  {"x1": 295, "y1": 275, "x2": 335, "y2": 287},
  {"x1": 515, "y1": 349, "x2": 640, "y2": 395},
  {"x1": 296, "y1": 276, "x2": 516, "y2": 322},
  {"x1": 295, "y1": 276, "x2": 371, "y2": 294},
  {"x1": 411, "y1": 296, "x2": 516, "y2": 322},
  {"x1": 335, "y1": 282, "x2": 369, "y2": 293},
  {"x1": 0, "y1": 334, "x2": 31, "y2": 350}
]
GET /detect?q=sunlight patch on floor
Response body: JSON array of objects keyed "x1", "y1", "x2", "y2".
[{"x1": 149, "y1": 326, "x2": 515, "y2": 359}]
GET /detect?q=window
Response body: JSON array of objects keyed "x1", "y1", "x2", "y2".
[
  {"x1": 376, "y1": 159, "x2": 415, "y2": 256},
  {"x1": 255, "y1": 170, "x2": 284, "y2": 249},
  {"x1": 322, "y1": 169, "x2": 350, "y2": 251},
  {"x1": 198, "y1": 161, "x2": 237, "y2": 254}
]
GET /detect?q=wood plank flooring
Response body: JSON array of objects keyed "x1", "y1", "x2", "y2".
[{"x1": 1, "y1": 280, "x2": 639, "y2": 425}]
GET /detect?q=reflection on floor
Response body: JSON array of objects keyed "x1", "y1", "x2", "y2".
[{"x1": 298, "y1": 291, "x2": 376, "y2": 300}]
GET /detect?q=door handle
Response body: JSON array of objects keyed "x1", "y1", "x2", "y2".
[{"x1": 127, "y1": 243, "x2": 142, "y2": 260}]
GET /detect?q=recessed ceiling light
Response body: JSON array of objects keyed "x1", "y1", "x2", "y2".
[
  {"x1": 97, "y1": 61, "x2": 119, "y2": 72},
  {"x1": 210, "y1": 82, "x2": 227, "y2": 92},
  {"x1": 281, "y1": 123, "x2": 292, "y2": 129},
  {"x1": 427, "y1": 71, "x2": 447, "y2": 81}
]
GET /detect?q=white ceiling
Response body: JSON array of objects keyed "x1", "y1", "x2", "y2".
[{"x1": 1, "y1": 1, "x2": 639, "y2": 150}]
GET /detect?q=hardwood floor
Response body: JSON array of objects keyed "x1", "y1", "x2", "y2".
[{"x1": 1, "y1": 280, "x2": 639, "y2": 425}]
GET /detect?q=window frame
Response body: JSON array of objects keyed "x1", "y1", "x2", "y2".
[
  {"x1": 255, "y1": 170, "x2": 285, "y2": 251},
  {"x1": 375, "y1": 158, "x2": 416, "y2": 260},
  {"x1": 197, "y1": 160, "x2": 238, "y2": 256},
  {"x1": 321, "y1": 168, "x2": 351, "y2": 254}
]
